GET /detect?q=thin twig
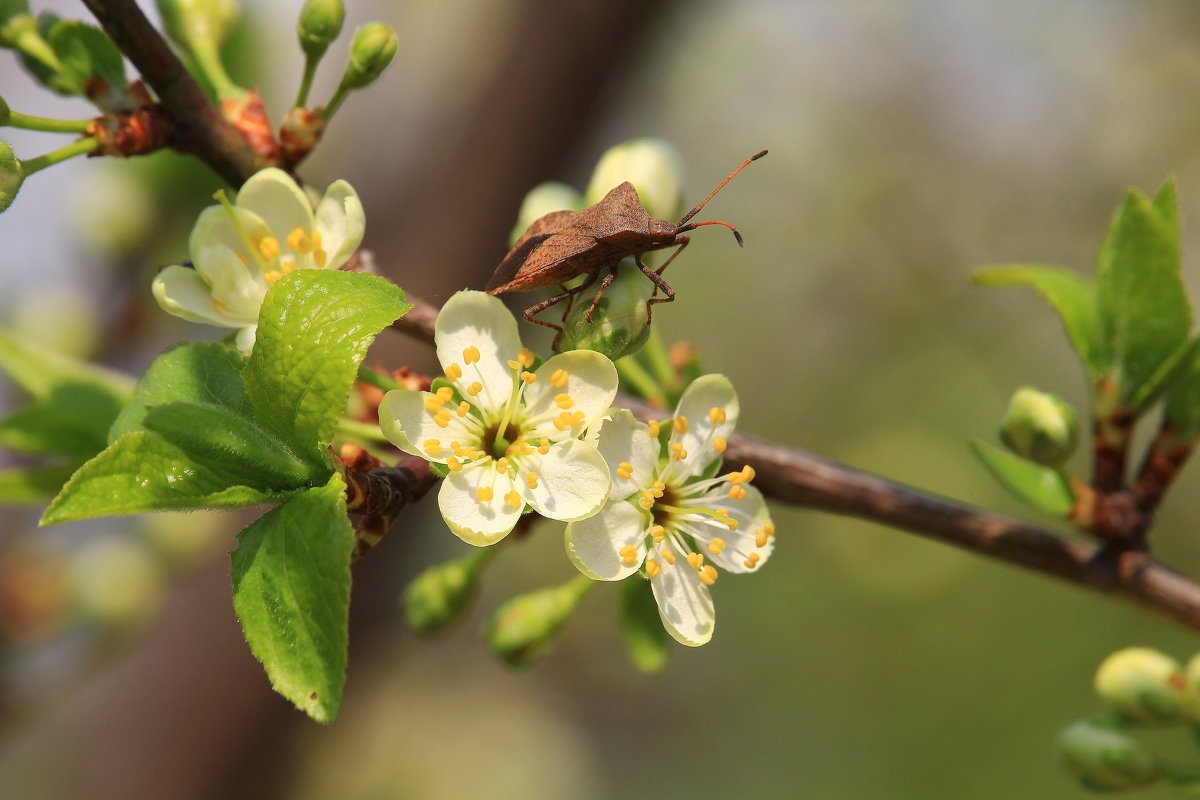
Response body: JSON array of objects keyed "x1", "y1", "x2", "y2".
[{"x1": 80, "y1": 0, "x2": 259, "y2": 187}]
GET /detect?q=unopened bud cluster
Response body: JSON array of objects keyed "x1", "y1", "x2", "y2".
[{"x1": 999, "y1": 386, "x2": 1078, "y2": 467}]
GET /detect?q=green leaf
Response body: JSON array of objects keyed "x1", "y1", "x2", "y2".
[
  {"x1": 109, "y1": 342, "x2": 248, "y2": 442},
  {"x1": 1095, "y1": 187, "x2": 1192, "y2": 403},
  {"x1": 40, "y1": 431, "x2": 292, "y2": 524},
  {"x1": 1165, "y1": 339, "x2": 1200, "y2": 440},
  {"x1": 1153, "y1": 175, "x2": 1180, "y2": 242},
  {"x1": 143, "y1": 402, "x2": 322, "y2": 490},
  {"x1": 0, "y1": 330, "x2": 132, "y2": 402},
  {"x1": 0, "y1": 464, "x2": 79, "y2": 504},
  {"x1": 969, "y1": 439, "x2": 1075, "y2": 517},
  {"x1": 231, "y1": 472, "x2": 353, "y2": 723},
  {"x1": 243, "y1": 270, "x2": 411, "y2": 465},
  {"x1": 1129, "y1": 335, "x2": 1200, "y2": 415},
  {"x1": 47, "y1": 20, "x2": 125, "y2": 97},
  {"x1": 0, "y1": 400, "x2": 113, "y2": 458},
  {"x1": 617, "y1": 577, "x2": 669, "y2": 673},
  {"x1": 973, "y1": 264, "x2": 1101, "y2": 377}
]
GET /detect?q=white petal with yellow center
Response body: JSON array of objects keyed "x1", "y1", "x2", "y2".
[
  {"x1": 564, "y1": 500, "x2": 648, "y2": 580},
  {"x1": 435, "y1": 291, "x2": 522, "y2": 404},
  {"x1": 680, "y1": 485, "x2": 774, "y2": 574},
  {"x1": 188, "y1": 204, "x2": 270, "y2": 266},
  {"x1": 314, "y1": 179, "x2": 365, "y2": 267},
  {"x1": 234, "y1": 167, "x2": 315, "y2": 245},
  {"x1": 514, "y1": 438, "x2": 610, "y2": 521},
  {"x1": 379, "y1": 388, "x2": 479, "y2": 462},
  {"x1": 439, "y1": 461, "x2": 522, "y2": 546},
  {"x1": 521, "y1": 350, "x2": 619, "y2": 439},
  {"x1": 592, "y1": 409, "x2": 659, "y2": 501},
  {"x1": 649, "y1": 537, "x2": 715, "y2": 646},
  {"x1": 663, "y1": 373, "x2": 739, "y2": 482}
]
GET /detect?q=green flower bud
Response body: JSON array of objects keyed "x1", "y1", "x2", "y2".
[
  {"x1": 585, "y1": 138, "x2": 685, "y2": 221},
  {"x1": 0, "y1": 139, "x2": 24, "y2": 213},
  {"x1": 999, "y1": 386, "x2": 1078, "y2": 467},
  {"x1": 1058, "y1": 717, "x2": 1159, "y2": 791},
  {"x1": 557, "y1": 260, "x2": 653, "y2": 359},
  {"x1": 484, "y1": 576, "x2": 592, "y2": 669},
  {"x1": 510, "y1": 180, "x2": 582, "y2": 244},
  {"x1": 341, "y1": 22, "x2": 398, "y2": 90},
  {"x1": 156, "y1": 0, "x2": 238, "y2": 49},
  {"x1": 1095, "y1": 647, "x2": 1187, "y2": 726},
  {"x1": 297, "y1": 0, "x2": 344, "y2": 60},
  {"x1": 404, "y1": 549, "x2": 494, "y2": 633},
  {"x1": 70, "y1": 536, "x2": 165, "y2": 630}
]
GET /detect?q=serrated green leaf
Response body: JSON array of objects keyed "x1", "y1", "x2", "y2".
[
  {"x1": 143, "y1": 402, "x2": 322, "y2": 490},
  {"x1": 47, "y1": 20, "x2": 124, "y2": 98},
  {"x1": 40, "y1": 431, "x2": 292, "y2": 524},
  {"x1": 109, "y1": 342, "x2": 248, "y2": 442},
  {"x1": 1096, "y1": 188, "x2": 1192, "y2": 403},
  {"x1": 969, "y1": 439, "x2": 1075, "y2": 517},
  {"x1": 617, "y1": 577, "x2": 669, "y2": 674},
  {"x1": 231, "y1": 472, "x2": 353, "y2": 723},
  {"x1": 973, "y1": 265, "x2": 1100, "y2": 377},
  {"x1": 243, "y1": 271, "x2": 411, "y2": 465},
  {"x1": 0, "y1": 464, "x2": 79, "y2": 504}
]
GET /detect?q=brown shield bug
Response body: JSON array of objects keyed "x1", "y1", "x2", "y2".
[{"x1": 486, "y1": 149, "x2": 767, "y2": 345}]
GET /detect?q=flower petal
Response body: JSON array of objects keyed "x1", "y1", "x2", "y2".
[
  {"x1": 435, "y1": 291, "x2": 523, "y2": 411},
  {"x1": 235, "y1": 167, "x2": 315, "y2": 241},
  {"x1": 662, "y1": 373, "x2": 739, "y2": 483},
  {"x1": 565, "y1": 500, "x2": 648, "y2": 581},
  {"x1": 151, "y1": 265, "x2": 243, "y2": 328},
  {"x1": 235, "y1": 325, "x2": 258, "y2": 353},
  {"x1": 649, "y1": 538, "x2": 715, "y2": 646},
  {"x1": 439, "y1": 462, "x2": 522, "y2": 546},
  {"x1": 522, "y1": 349, "x2": 619, "y2": 439},
  {"x1": 683, "y1": 485, "x2": 774, "y2": 574},
  {"x1": 379, "y1": 388, "x2": 482, "y2": 462},
  {"x1": 194, "y1": 243, "x2": 267, "y2": 323},
  {"x1": 516, "y1": 438, "x2": 610, "y2": 521},
  {"x1": 188, "y1": 204, "x2": 270, "y2": 267},
  {"x1": 592, "y1": 409, "x2": 660, "y2": 501},
  {"x1": 314, "y1": 179, "x2": 365, "y2": 268}
]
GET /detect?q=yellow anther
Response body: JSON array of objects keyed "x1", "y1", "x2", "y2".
[
  {"x1": 313, "y1": 249, "x2": 327, "y2": 267},
  {"x1": 639, "y1": 491, "x2": 655, "y2": 509},
  {"x1": 699, "y1": 565, "x2": 719, "y2": 585},
  {"x1": 661, "y1": 548, "x2": 676, "y2": 565},
  {"x1": 518, "y1": 443, "x2": 534, "y2": 455},
  {"x1": 423, "y1": 439, "x2": 442, "y2": 455},
  {"x1": 476, "y1": 486, "x2": 494, "y2": 502},
  {"x1": 649, "y1": 525, "x2": 665, "y2": 543},
  {"x1": 520, "y1": 371, "x2": 536, "y2": 384},
  {"x1": 619, "y1": 545, "x2": 638, "y2": 565},
  {"x1": 496, "y1": 457, "x2": 509, "y2": 475},
  {"x1": 714, "y1": 436, "x2": 727, "y2": 453},
  {"x1": 744, "y1": 557, "x2": 758, "y2": 570},
  {"x1": 708, "y1": 406, "x2": 727, "y2": 425},
  {"x1": 652, "y1": 480, "x2": 666, "y2": 493},
  {"x1": 648, "y1": 420, "x2": 660, "y2": 438},
  {"x1": 436, "y1": 386, "x2": 454, "y2": 401},
  {"x1": 645, "y1": 559, "x2": 662, "y2": 578},
  {"x1": 424, "y1": 396, "x2": 445, "y2": 412},
  {"x1": 671, "y1": 442, "x2": 687, "y2": 461},
  {"x1": 505, "y1": 490, "x2": 522, "y2": 508},
  {"x1": 258, "y1": 235, "x2": 280, "y2": 261},
  {"x1": 674, "y1": 416, "x2": 689, "y2": 434},
  {"x1": 456, "y1": 400, "x2": 471, "y2": 417},
  {"x1": 741, "y1": 466, "x2": 756, "y2": 482},
  {"x1": 764, "y1": 521, "x2": 776, "y2": 537},
  {"x1": 287, "y1": 227, "x2": 311, "y2": 253},
  {"x1": 555, "y1": 393, "x2": 574, "y2": 409},
  {"x1": 467, "y1": 382, "x2": 482, "y2": 396},
  {"x1": 518, "y1": 348, "x2": 535, "y2": 367},
  {"x1": 264, "y1": 269, "x2": 283, "y2": 284},
  {"x1": 616, "y1": 462, "x2": 633, "y2": 480},
  {"x1": 507, "y1": 359, "x2": 521, "y2": 370},
  {"x1": 447, "y1": 457, "x2": 463, "y2": 472},
  {"x1": 434, "y1": 411, "x2": 452, "y2": 428},
  {"x1": 310, "y1": 230, "x2": 322, "y2": 250},
  {"x1": 538, "y1": 436, "x2": 550, "y2": 455},
  {"x1": 525, "y1": 472, "x2": 539, "y2": 489},
  {"x1": 686, "y1": 552, "x2": 705, "y2": 570},
  {"x1": 755, "y1": 529, "x2": 769, "y2": 548},
  {"x1": 729, "y1": 485, "x2": 747, "y2": 501},
  {"x1": 463, "y1": 346, "x2": 481, "y2": 364},
  {"x1": 282, "y1": 260, "x2": 296, "y2": 274},
  {"x1": 553, "y1": 413, "x2": 574, "y2": 431},
  {"x1": 708, "y1": 537, "x2": 727, "y2": 555},
  {"x1": 726, "y1": 471, "x2": 744, "y2": 485},
  {"x1": 550, "y1": 368, "x2": 568, "y2": 388},
  {"x1": 445, "y1": 363, "x2": 463, "y2": 381},
  {"x1": 747, "y1": 552, "x2": 761, "y2": 564}
]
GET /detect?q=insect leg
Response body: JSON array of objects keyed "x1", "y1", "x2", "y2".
[
  {"x1": 524, "y1": 272, "x2": 598, "y2": 348},
  {"x1": 636, "y1": 255, "x2": 676, "y2": 326},
  {"x1": 584, "y1": 265, "x2": 620, "y2": 323},
  {"x1": 654, "y1": 235, "x2": 690, "y2": 277}
]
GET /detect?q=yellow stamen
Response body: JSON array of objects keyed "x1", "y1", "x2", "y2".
[
  {"x1": 755, "y1": 529, "x2": 769, "y2": 548},
  {"x1": 518, "y1": 348, "x2": 535, "y2": 367},
  {"x1": 619, "y1": 545, "x2": 638, "y2": 565},
  {"x1": 741, "y1": 466, "x2": 756, "y2": 482},
  {"x1": 699, "y1": 565, "x2": 718, "y2": 585},
  {"x1": 507, "y1": 359, "x2": 521, "y2": 370},
  {"x1": 764, "y1": 521, "x2": 776, "y2": 537},
  {"x1": 313, "y1": 249, "x2": 327, "y2": 267},
  {"x1": 423, "y1": 439, "x2": 442, "y2": 455},
  {"x1": 287, "y1": 227, "x2": 311, "y2": 253},
  {"x1": 555, "y1": 393, "x2": 574, "y2": 409},
  {"x1": 467, "y1": 382, "x2": 482, "y2": 396},
  {"x1": 436, "y1": 386, "x2": 454, "y2": 401},
  {"x1": 708, "y1": 537, "x2": 727, "y2": 555},
  {"x1": 310, "y1": 230, "x2": 322, "y2": 250},
  {"x1": 525, "y1": 472, "x2": 539, "y2": 490},
  {"x1": 686, "y1": 552, "x2": 704, "y2": 570},
  {"x1": 649, "y1": 525, "x2": 665, "y2": 543},
  {"x1": 550, "y1": 368, "x2": 568, "y2": 388},
  {"x1": 445, "y1": 363, "x2": 463, "y2": 381},
  {"x1": 744, "y1": 557, "x2": 758, "y2": 570},
  {"x1": 648, "y1": 420, "x2": 660, "y2": 438},
  {"x1": 520, "y1": 371, "x2": 536, "y2": 384},
  {"x1": 538, "y1": 436, "x2": 550, "y2": 455},
  {"x1": 476, "y1": 486, "x2": 494, "y2": 502},
  {"x1": 258, "y1": 235, "x2": 280, "y2": 261},
  {"x1": 661, "y1": 548, "x2": 676, "y2": 565},
  {"x1": 447, "y1": 457, "x2": 463, "y2": 472},
  {"x1": 714, "y1": 436, "x2": 727, "y2": 453},
  {"x1": 616, "y1": 462, "x2": 633, "y2": 480},
  {"x1": 671, "y1": 442, "x2": 687, "y2": 461},
  {"x1": 496, "y1": 457, "x2": 509, "y2": 475},
  {"x1": 456, "y1": 400, "x2": 471, "y2": 417},
  {"x1": 434, "y1": 410, "x2": 452, "y2": 428},
  {"x1": 645, "y1": 559, "x2": 661, "y2": 578},
  {"x1": 729, "y1": 485, "x2": 747, "y2": 500},
  {"x1": 639, "y1": 491, "x2": 655, "y2": 509},
  {"x1": 266, "y1": 270, "x2": 285, "y2": 284},
  {"x1": 708, "y1": 406, "x2": 727, "y2": 425},
  {"x1": 424, "y1": 396, "x2": 445, "y2": 412},
  {"x1": 463, "y1": 346, "x2": 481, "y2": 364},
  {"x1": 673, "y1": 416, "x2": 688, "y2": 434},
  {"x1": 505, "y1": 490, "x2": 522, "y2": 508}
]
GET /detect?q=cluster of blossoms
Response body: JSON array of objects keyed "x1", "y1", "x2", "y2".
[{"x1": 379, "y1": 291, "x2": 776, "y2": 645}]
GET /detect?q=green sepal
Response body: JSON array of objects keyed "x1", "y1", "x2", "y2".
[
  {"x1": 0, "y1": 463, "x2": 78, "y2": 504},
  {"x1": 404, "y1": 548, "x2": 494, "y2": 634},
  {"x1": 243, "y1": 270, "x2": 411, "y2": 472},
  {"x1": 231, "y1": 471, "x2": 353, "y2": 723},
  {"x1": 142, "y1": 401, "x2": 321, "y2": 490},
  {"x1": 973, "y1": 264, "x2": 1100, "y2": 378},
  {"x1": 617, "y1": 577, "x2": 668, "y2": 674},
  {"x1": 968, "y1": 439, "x2": 1074, "y2": 517},
  {"x1": 40, "y1": 431, "x2": 293, "y2": 524},
  {"x1": 428, "y1": 461, "x2": 450, "y2": 478}
]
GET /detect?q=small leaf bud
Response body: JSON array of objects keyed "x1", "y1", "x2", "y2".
[
  {"x1": 557, "y1": 260, "x2": 654, "y2": 359},
  {"x1": 999, "y1": 386, "x2": 1078, "y2": 467},
  {"x1": 404, "y1": 549, "x2": 493, "y2": 633},
  {"x1": 1095, "y1": 647, "x2": 1187, "y2": 726},
  {"x1": 1058, "y1": 717, "x2": 1159, "y2": 791},
  {"x1": 156, "y1": 0, "x2": 238, "y2": 48},
  {"x1": 510, "y1": 181, "x2": 582, "y2": 245},
  {"x1": 586, "y1": 138, "x2": 685, "y2": 221},
  {"x1": 0, "y1": 139, "x2": 24, "y2": 213},
  {"x1": 341, "y1": 22, "x2": 398, "y2": 90},
  {"x1": 484, "y1": 576, "x2": 592, "y2": 669},
  {"x1": 297, "y1": 0, "x2": 344, "y2": 61}
]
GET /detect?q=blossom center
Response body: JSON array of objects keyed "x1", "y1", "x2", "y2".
[{"x1": 481, "y1": 422, "x2": 522, "y2": 460}]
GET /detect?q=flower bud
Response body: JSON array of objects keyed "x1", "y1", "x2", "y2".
[
  {"x1": 70, "y1": 536, "x2": 165, "y2": 631},
  {"x1": 0, "y1": 139, "x2": 24, "y2": 213},
  {"x1": 557, "y1": 260, "x2": 653, "y2": 359},
  {"x1": 999, "y1": 386, "x2": 1078, "y2": 467},
  {"x1": 484, "y1": 576, "x2": 592, "y2": 669},
  {"x1": 156, "y1": 0, "x2": 238, "y2": 49},
  {"x1": 1095, "y1": 647, "x2": 1187, "y2": 726},
  {"x1": 341, "y1": 22, "x2": 398, "y2": 90},
  {"x1": 404, "y1": 549, "x2": 493, "y2": 633},
  {"x1": 1058, "y1": 717, "x2": 1159, "y2": 791},
  {"x1": 297, "y1": 0, "x2": 343, "y2": 61},
  {"x1": 510, "y1": 181, "x2": 582, "y2": 244},
  {"x1": 585, "y1": 138, "x2": 685, "y2": 221}
]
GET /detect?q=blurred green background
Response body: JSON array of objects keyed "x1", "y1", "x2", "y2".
[{"x1": 6, "y1": 0, "x2": 1200, "y2": 797}]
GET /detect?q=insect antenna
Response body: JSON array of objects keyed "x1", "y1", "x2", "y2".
[
  {"x1": 676, "y1": 219, "x2": 744, "y2": 246},
  {"x1": 676, "y1": 149, "x2": 768, "y2": 227}
]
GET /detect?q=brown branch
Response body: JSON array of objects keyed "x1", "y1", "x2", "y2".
[{"x1": 81, "y1": 0, "x2": 259, "y2": 187}]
